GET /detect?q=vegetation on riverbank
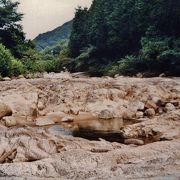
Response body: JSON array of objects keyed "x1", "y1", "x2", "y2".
[
  {"x1": 0, "y1": 0, "x2": 180, "y2": 77},
  {"x1": 68, "y1": 0, "x2": 180, "y2": 76}
]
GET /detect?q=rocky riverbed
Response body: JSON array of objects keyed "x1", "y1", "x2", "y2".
[{"x1": 0, "y1": 72, "x2": 180, "y2": 179}]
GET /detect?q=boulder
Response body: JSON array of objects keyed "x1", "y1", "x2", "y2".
[
  {"x1": 36, "y1": 112, "x2": 66, "y2": 126},
  {"x1": 0, "y1": 93, "x2": 38, "y2": 121},
  {"x1": 123, "y1": 111, "x2": 135, "y2": 120},
  {"x1": 136, "y1": 101, "x2": 145, "y2": 111},
  {"x1": 74, "y1": 112, "x2": 98, "y2": 121},
  {"x1": 2, "y1": 116, "x2": 17, "y2": 127},
  {"x1": 2, "y1": 77, "x2": 11, "y2": 81},
  {"x1": 0, "y1": 102, "x2": 12, "y2": 119},
  {"x1": 136, "y1": 73, "x2": 143, "y2": 78},
  {"x1": 157, "y1": 107, "x2": 164, "y2": 114},
  {"x1": 128, "y1": 101, "x2": 145, "y2": 112},
  {"x1": 151, "y1": 97, "x2": 161, "y2": 104},
  {"x1": 61, "y1": 116, "x2": 74, "y2": 123},
  {"x1": 46, "y1": 112, "x2": 66, "y2": 122},
  {"x1": 114, "y1": 74, "x2": 119, "y2": 78},
  {"x1": 145, "y1": 108, "x2": 156, "y2": 117},
  {"x1": 136, "y1": 111, "x2": 144, "y2": 119},
  {"x1": 145, "y1": 100, "x2": 157, "y2": 110},
  {"x1": 36, "y1": 117, "x2": 55, "y2": 126},
  {"x1": 98, "y1": 109, "x2": 114, "y2": 120},
  {"x1": 37, "y1": 101, "x2": 45, "y2": 110},
  {"x1": 18, "y1": 75, "x2": 25, "y2": 79},
  {"x1": 159, "y1": 73, "x2": 166, "y2": 77},
  {"x1": 70, "y1": 108, "x2": 79, "y2": 115},
  {"x1": 164, "y1": 103, "x2": 175, "y2": 112},
  {"x1": 25, "y1": 73, "x2": 34, "y2": 79}
]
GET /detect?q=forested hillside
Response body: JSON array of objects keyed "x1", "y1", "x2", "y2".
[
  {"x1": 0, "y1": 0, "x2": 180, "y2": 78},
  {"x1": 69, "y1": 0, "x2": 180, "y2": 76},
  {"x1": 34, "y1": 20, "x2": 72, "y2": 51}
]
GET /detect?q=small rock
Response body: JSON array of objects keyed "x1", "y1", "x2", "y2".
[
  {"x1": 136, "y1": 73, "x2": 143, "y2": 78},
  {"x1": 34, "y1": 72, "x2": 43, "y2": 78},
  {"x1": 157, "y1": 107, "x2": 164, "y2": 114},
  {"x1": 98, "y1": 109, "x2": 114, "y2": 120},
  {"x1": 36, "y1": 117, "x2": 55, "y2": 126},
  {"x1": 124, "y1": 139, "x2": 144, "y2": 145},
  {"x1": 3, "y1": 117, "x2": 17, "y2": 127},
  {"x1": 45, "y1": 112, "x2": 66, "y2": 123},
  {"x1": 61, "y1": 116, "x2": 74, "y2": 123},
  {"x1": 164, "y1": 103, "x2": 175, "y2": 112},
  {"x1": 70, "y1": 108, "x2": 79, "y2": 115},
  {"x1": 151, "y1": 97, "x2": 161, "y2": 104},
  {"x1": 137, "y1": 102, "x2": 145, "y2": 111},
  {"x1": 3, "y1": 77, "x2": 11, "y2": 81},
  {"x1": 145, "y1": 101, "x2": 157, "y2": 110},
  {"x1": 25, "y1": 73, "x2": 34, "y2": 79},
  {"x1": 136, "y1": 111, "x2": 144, "y2": 119},
  {"x1": 145, "y1": 108, "x2": 156, "y2": 117},
  {"x1": 114, "y1": 74, "x2": 119, "y2": 78},
  {"x1": 123, "y1": 111, "x2": 135, "y2": 120},
  {"x1": 159, "y1": 73, "x2": 166, "y2": 77},
  {"x1": 0, "y1": 102, "x2": 12, "y2": 119},
  {"x1": 18, "y1": 75, "x2": 25, "y2": 79},
  {"x1": 38, "y1": 101, "x2": 45, "y2": 110}
]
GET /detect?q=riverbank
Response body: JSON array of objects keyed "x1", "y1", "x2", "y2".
[{"x1": 0, "y1": 73, "x2": 179, "y2": 179}]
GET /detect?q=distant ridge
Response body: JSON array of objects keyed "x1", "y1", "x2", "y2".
[{"x1": 34, "y1": 20, "x2": 73, "y2": 51}]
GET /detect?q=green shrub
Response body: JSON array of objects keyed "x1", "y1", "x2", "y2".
[
  {"x1": 117, "y1": 55, "x2": 139, "y2": 75},
  {"x1": 37, "y1": 60, "x2": 57, "y2": 73},
  {"x1": 141, "y1": 38, "x2": 169, "y2": 61},
  {"x1": 11, "y1": 59, "x2": 25, "y2": 76},
  {"x1": 0, "y1": 44, "x2": 14, "y2": 77},
  {"x1": 20, "y1": 49, "x2": 43, "y2": 73},
  {"x1": 139, "y1": 37, "x2": 180, "y2": 75},
  {"x1": 74, "y1": 46, "x2": 95, "y2": 72},
  {"x1": 158, "y1": 49, "x2": 180, "y2": 75},
  {"x1": 102, "y1": 63, "x2": 119, "y2": 77}
]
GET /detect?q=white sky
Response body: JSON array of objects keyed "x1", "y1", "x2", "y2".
[{"x1": 15, "y1": 0, "x2": 92, "y2": 39}]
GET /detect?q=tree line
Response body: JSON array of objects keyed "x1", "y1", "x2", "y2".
[
  {"x1": 68, "y1": 0, "x2": 180, "y2": 76},
  {"x1": 0, "y1": 0, "x2": 64, "y2": 77},
  {"x1": 0, "y1": 0, "x2": 180, "y2": 77}
]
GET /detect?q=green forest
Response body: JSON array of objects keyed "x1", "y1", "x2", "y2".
[{"x1": 0, "y1": 0, "x2": 180, "y2": 77}]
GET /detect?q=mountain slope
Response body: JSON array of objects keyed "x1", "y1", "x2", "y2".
[{"x1": 34, "y1": 20, "x2": 73, "y2": 51}]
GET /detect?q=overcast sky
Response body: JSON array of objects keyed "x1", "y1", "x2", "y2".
[{"x1": 16, "y1": 0, "x2": 92, "y2": 39}]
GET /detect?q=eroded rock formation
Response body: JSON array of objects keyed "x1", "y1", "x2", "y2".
[{"x1": 0, "y1": 73, "x2": 179, "y2": 179}]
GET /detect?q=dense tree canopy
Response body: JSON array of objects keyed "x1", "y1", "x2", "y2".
[
  {"x1": 0, "y1": 0, "x2": 60, "y2": 77},
  {"x1": 0, "y1": 0, "x2": 34, "y2": 58},
  {"x1": 69, "y1": 0, "x2": 180, "y2": 76},
  {"x1": 69, "y1": 7, "x2": 89, "y2": 58},
  {"x1": 1, "y1": 0, "x2": 180, "y2": 77}
]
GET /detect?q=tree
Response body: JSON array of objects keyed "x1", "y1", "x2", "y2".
[
  {"x1": 69, "y1": 0, "x2": 180, "y2": 76},
  {"x1": 69, "y1": 7, "x2": 89, "y2": 57},
  {"x1": 0, "y1": 0, "x2": 33, "y2": 58}
]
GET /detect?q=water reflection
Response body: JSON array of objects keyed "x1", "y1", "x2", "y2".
[{"x1": 47, "y1": 118, "x2": 128, "y2": 142}]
